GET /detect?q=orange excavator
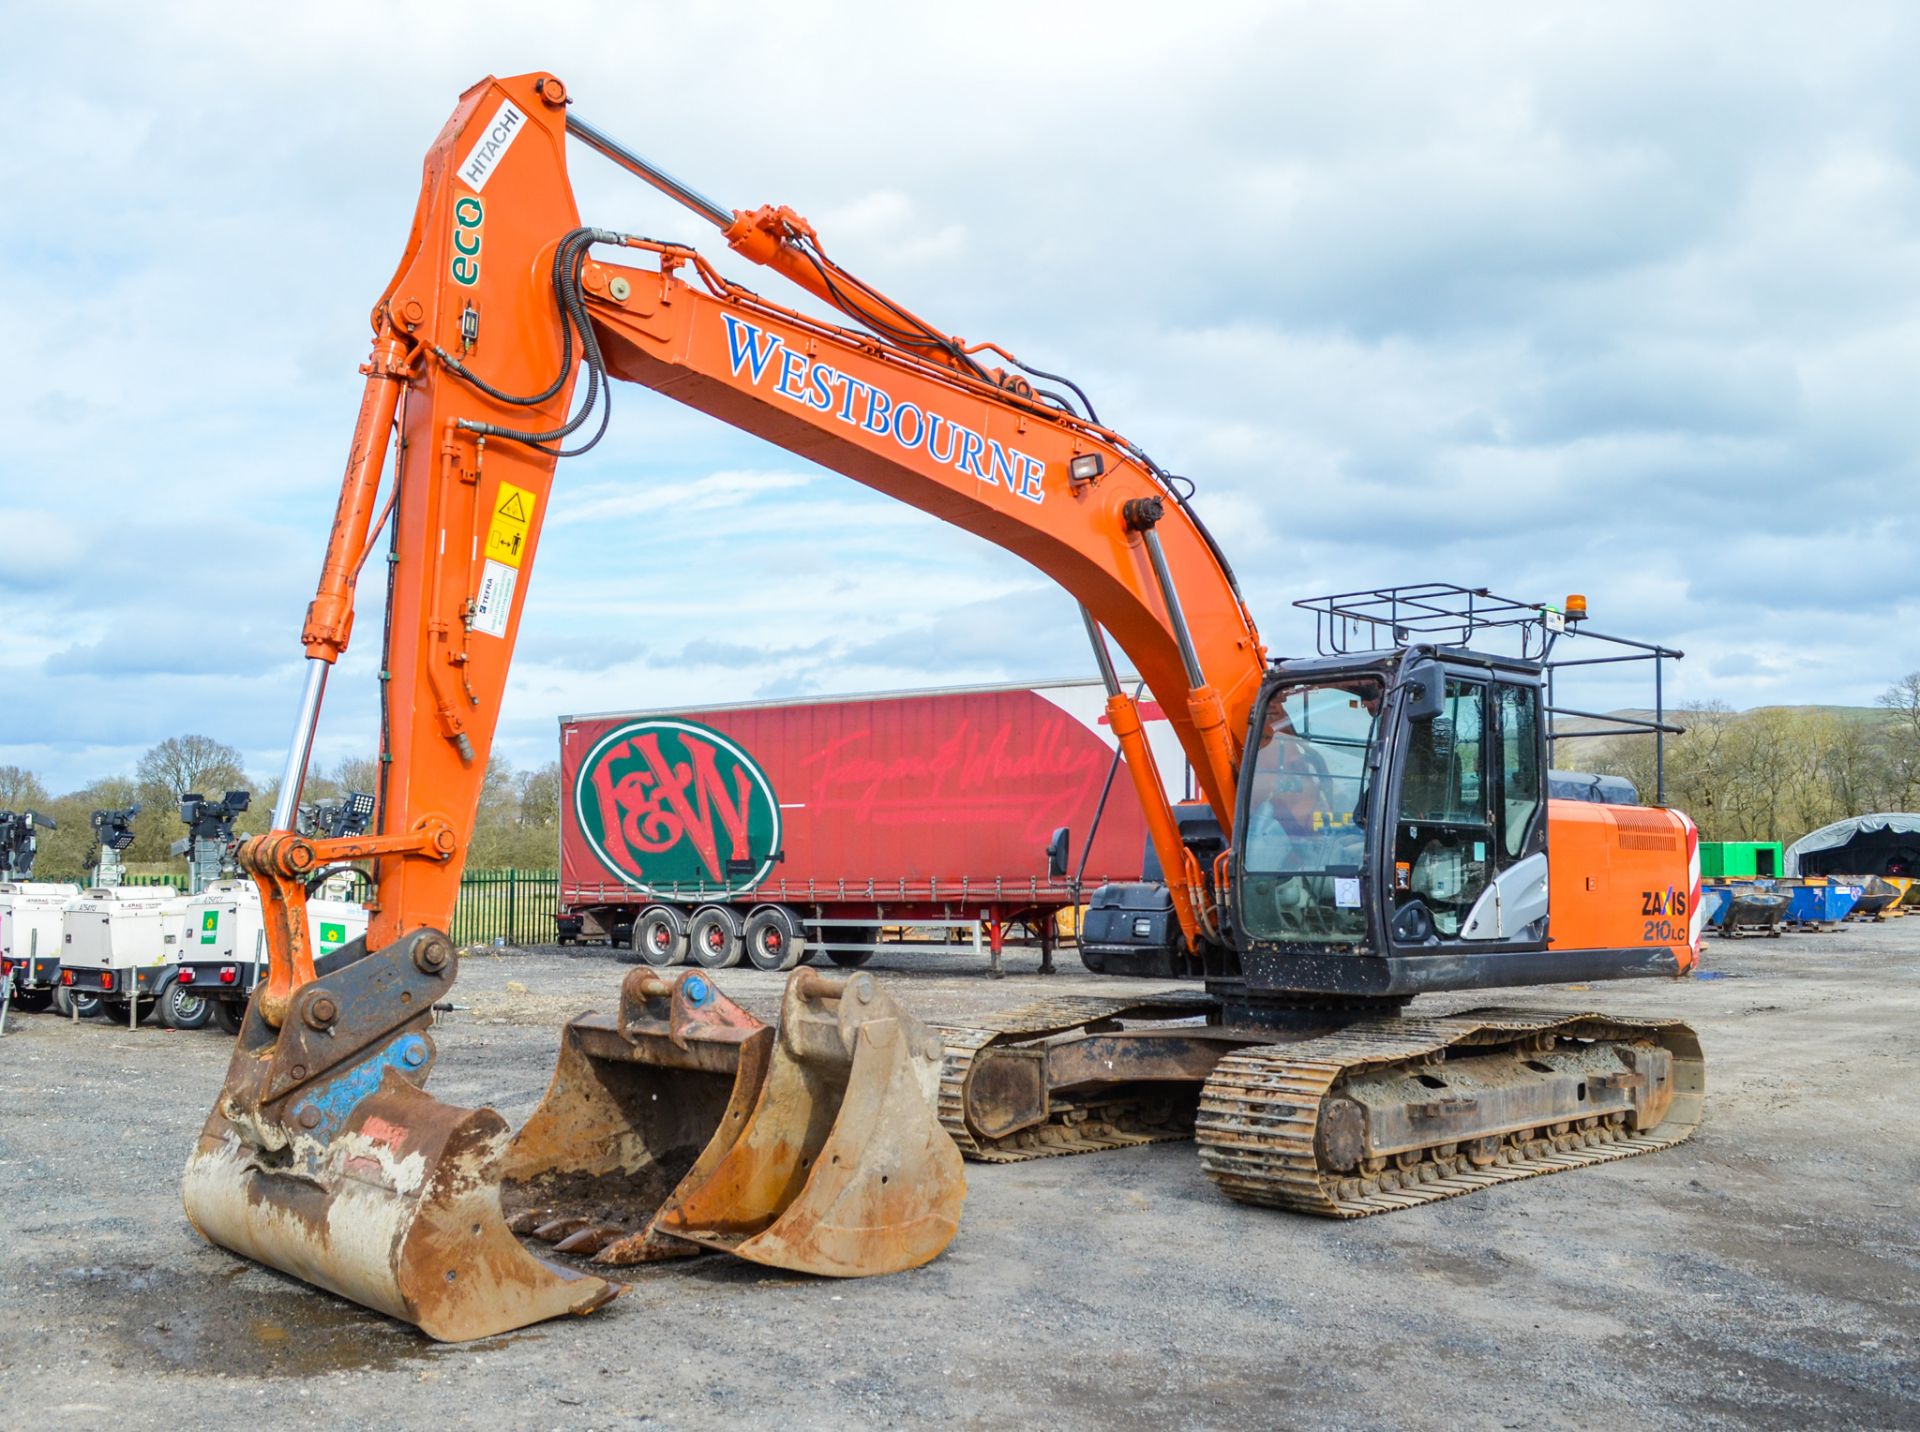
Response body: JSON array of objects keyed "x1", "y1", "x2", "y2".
[{"x1": 185, "y1": 72, "x2": 1705, "y2": 1342}]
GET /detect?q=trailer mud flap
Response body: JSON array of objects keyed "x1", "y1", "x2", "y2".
[
  {"x1": 181, "y1": 929, "x2": 618, "y2": 1343},
  {"x1": 651, "y1": 968, "x2": 966, "y2": 1277}
]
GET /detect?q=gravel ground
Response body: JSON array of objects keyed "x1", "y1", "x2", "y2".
[{"x1": 1, "y1": 926, "x2": 1915, "y2": 1430}]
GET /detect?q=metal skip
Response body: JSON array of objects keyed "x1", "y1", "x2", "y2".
[
  {"x1": 650, "y1": 967, "x2": 967, "y2": 1277},
  {"x1": 181, "y1": 929, "x2": 619, "y2": 1343},
  {"x1": 506, "y1": 965, "x2": 966, "y2": 1278}
]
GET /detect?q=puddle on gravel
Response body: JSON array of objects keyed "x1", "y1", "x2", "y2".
[{"x1": 55, "y1": 1262, "x2": 454, "y2": 1377}]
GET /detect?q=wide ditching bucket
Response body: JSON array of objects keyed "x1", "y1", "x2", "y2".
[
  {"x1": 181, "y1": 929, "x2": 620, "y2": 1343},
  {"x1": 507, "y1": 966, "x2": 966, "y2": 1279}
]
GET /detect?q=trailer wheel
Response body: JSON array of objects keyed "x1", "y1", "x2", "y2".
[
  {"x1": 744, "y1": 906, "x2": 807, "y2": 972},
  {"x1": 687, "y1": 905, "x2": 745, "y2": 969},
  {"x1": 212, "y1": 999, "x2": 245, "y2": 1036},
  {"x1": 10, "y1": 987, "x2": 52, "y2": 1013},
  {"x1": 821, "y1": 926, "x2": 875, "y2": 969},
  {"x1": 52, "y1": 986, "x2": 104, "y2": 1020},
  {"x1": 156, "y1": 975, "x2": 215, "y2": 1031},
  {"x1": 632, "y1": 905, "x2": 690, "y2": 968},
  {"x1": 101, "y1": 997, "x2": 157, "y2": 1026}
]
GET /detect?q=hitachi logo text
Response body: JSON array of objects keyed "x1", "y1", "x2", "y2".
[
  {"x1": 457, "y1": 100, "x2": 527, "y2": 193},
  {"x1": 721, "y1": 314, "x2": 1047, "y2": 505}
]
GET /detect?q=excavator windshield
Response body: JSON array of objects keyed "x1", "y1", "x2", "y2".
[{"x1": 1237, "y1": 678, "x2": 1383, "y2": 945}]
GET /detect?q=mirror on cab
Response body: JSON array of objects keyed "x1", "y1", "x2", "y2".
[
  {"x1": 1046, "y1": 826, "x2": 1071, "y2": 879},
  {"x1": 1401, "y1": 657, "x2": 1445, "y2": 723}
]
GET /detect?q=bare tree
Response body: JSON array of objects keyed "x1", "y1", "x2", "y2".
[
  {"x1": 1877, "y1": 673, "x2": 1920, "y2": 809},
  {"x1": 136, "y1": 735, "x2": 248, "y2": 801},
  {"x1": 131, "y1": 735, "x2": 250, "y2": 863},
  {"x1": 0, "y1": 764, "x2": 50, "y2": 810}
]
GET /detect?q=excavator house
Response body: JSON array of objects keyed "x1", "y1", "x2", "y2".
[{"x1": 184, "y1": 72, "x2": 1705, "y2": 1342}]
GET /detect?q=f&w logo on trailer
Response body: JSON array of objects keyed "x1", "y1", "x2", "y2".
[
  {"x1": 575, "y1": 719, "x2": 782, "y2": 894},
  {"x1": 721, "y1": 315, "x2": 1048, "y2": 505}
]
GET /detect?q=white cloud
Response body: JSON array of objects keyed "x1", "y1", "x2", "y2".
[{"x1": 2, "y1": 0, "x2": 1918, "y2": 800}]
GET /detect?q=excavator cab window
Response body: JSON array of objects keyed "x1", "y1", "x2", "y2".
[
  {"x1": 1495, "y1": 682, "x2": 1543, "y2": 858},
  {"x1": 1236, "y1": 677, "x2": 1382, "y2": 945},
  {"x1": 1388, "y1": 674, "x2": 1549, "y2": 946},
  {"x1": 1391, "y1": 677, "x2": 1493, "y2": 939}
]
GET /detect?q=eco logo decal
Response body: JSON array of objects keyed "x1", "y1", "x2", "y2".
[
  {"x1": 575, "y1": 719, "x2": 781, "y2": 895},
  {"x1": 200, "y1": 909, "x2": 219, "y2": 945},
  {"x1": 317, "y1": 921, "x2": 347, "y2": 952}
]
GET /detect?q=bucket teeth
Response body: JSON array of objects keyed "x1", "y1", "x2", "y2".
[
  {"x1": 506, "y1": 1209, "x2": 550, "y2": 1235},
  {"x1": 552, "y1": 1225, "x2": 628, "y2": 1256}
]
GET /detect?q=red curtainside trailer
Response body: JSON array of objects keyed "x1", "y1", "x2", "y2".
[{"x1": 557, "y1": 679, "x2": 1186, "y2": 974}]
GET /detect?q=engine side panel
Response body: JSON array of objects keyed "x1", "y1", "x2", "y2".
[{"x1": 1546, "y1": 800, "x2": 1697, "y2": 974}]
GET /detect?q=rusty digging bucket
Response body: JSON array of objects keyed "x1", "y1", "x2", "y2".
[
  {"x1": 507, "y1": 965, "x2": 966, "y2": 1279},
  {"x1": 498, "y1": 966, "x2": 774, "y2": 1266},
  {"x1": 181, "y1": 929, "x2": 619, "y2": 1343}
]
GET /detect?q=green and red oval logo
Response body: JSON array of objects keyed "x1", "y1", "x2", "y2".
[{"x1": 575, "y1": 719, "x2": 781, "y2": 894}]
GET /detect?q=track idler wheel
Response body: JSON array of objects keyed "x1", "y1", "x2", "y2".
[
  {"x1": 180, "y1": 929, "x2": 619, "y2": 1343},
  {"x1": 652, "y1": 968, "x2": 967, "y2": 1276}
]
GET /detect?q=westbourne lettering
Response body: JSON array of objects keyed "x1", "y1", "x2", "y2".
[{"x1": 722, "y1": 314, "x2": 1048, "y2": 505}]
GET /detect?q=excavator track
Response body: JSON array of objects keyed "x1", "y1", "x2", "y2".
[
  {"x1": 1195, "y1": 1007, "x2": 1704, "y2": 1217},
  {"x1": 934, "y1": 992, "x2": 1215, "y2": 1162}
]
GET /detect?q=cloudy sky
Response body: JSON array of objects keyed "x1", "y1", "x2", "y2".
[{"x1": 3, "y1": 1, "x2": 1917, "y2": 793}]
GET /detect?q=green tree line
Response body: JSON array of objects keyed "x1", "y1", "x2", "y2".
[
  {"x1": 1574, "y1": 673, "x2": 1920, "y2": 842},
  {"x1": 0, "y1": 736, "x2": 561, "y2": 884}
]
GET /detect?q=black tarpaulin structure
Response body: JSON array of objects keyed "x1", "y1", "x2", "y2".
[{"x1": 1784, "y1": 813, "x2": 1920, "y2": 877}]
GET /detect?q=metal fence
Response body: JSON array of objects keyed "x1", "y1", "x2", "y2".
[{"x1": 450, "y1": 868, "x2": 559, "y2": 947}]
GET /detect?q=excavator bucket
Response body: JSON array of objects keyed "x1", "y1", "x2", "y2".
[
  {"x1": 181, "y1": 930, "x2": 619, "y2": 1343},
  {"x1": 651, "y1": 967, "x2": 966, "y2": 1277},
  {"x1": 499, "y1": 967, "x2": 773, "y2": 1266}
]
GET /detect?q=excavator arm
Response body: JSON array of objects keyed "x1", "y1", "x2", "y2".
[{"x1": 248, "y1": 69, "x2": 1267, "y2": 1021}]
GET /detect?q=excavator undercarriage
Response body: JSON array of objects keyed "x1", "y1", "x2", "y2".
[{"x1": 930, "y1": 993, "x2": 1703, "y2": 1213}]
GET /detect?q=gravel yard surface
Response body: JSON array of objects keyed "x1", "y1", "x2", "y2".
[{"x1": 1, "y1": 927, "x2": 1914, "y2": 1429}]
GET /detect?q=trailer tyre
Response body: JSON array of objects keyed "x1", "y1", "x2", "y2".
[
  {"x1": 744, "y1": 906, "x2": 807, "y2": 972},
  {"x1": 633, "y1": 905, "x2": 690, "y2": 968},
  {"x1": 52, "y1": 986, "x2": 104, "y2": 1020},
  {"x1": 156, "y1": 974, "x2": 215, "y2": 1031},
  {"x1": 821, "y1": 926, "x2": 875, "y2": 969},
  {"x1": 687, "y1": 905, "x2": 745, "y2": 969},
  {"x1": 212, "y1": 999, "x2": 245, "y2": 1035},
  {"x1": 10, "y1": 987, "x2": 52, "y2": 1013}
]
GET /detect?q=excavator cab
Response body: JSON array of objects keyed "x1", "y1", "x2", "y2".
[
  {"x1": 1220, "y1": 584, "x2": 1695, "y2": 1008},
  {"x1": 1233, "y1": 648, "x2": 1549, "y2": 967}
]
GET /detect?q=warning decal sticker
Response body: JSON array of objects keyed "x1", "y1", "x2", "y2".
[{"x1": 484, "y1": 481, "x2": 535, "y2": 567}]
